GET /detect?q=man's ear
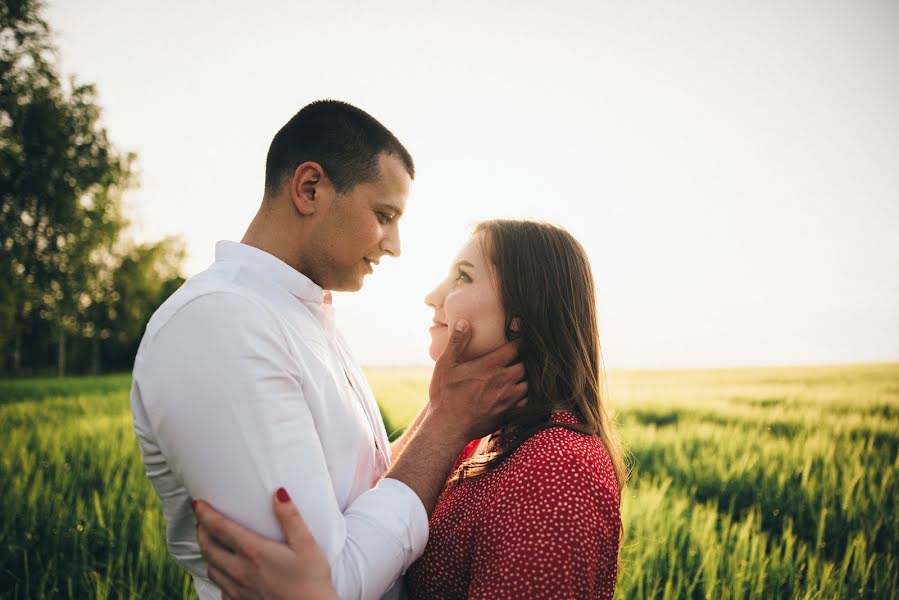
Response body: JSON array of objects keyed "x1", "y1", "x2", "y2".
[{"x1": 290, "y1": 161, "x2": 327, "y2": 216}]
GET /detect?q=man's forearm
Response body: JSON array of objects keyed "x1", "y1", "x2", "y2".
[
  {"x1": 387, "y1": 320, "x2": 526, "y2": 515},
  {"x1": 389, "y1": 402, "x2": 429, "y2": 460},
  {"x1": 383, "y1": 412, "x2": 471, "y2": 516}
]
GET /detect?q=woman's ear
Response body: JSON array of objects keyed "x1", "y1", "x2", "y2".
[{"x1": 508, "y1": 316, "x2": 522, "y2": 338}]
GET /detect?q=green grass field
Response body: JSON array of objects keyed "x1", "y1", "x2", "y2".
[{"x1": 1, "y1": 364, "x2": 897, "y2": 598}]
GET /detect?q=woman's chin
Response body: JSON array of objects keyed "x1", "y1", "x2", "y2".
[{"x1": 430, "y1": 338, "x2": 501, "y2": 363}]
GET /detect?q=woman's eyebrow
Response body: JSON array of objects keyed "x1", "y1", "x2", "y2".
[{"x1": 453, "y1": 260, "x2": 475, "y2": 269}]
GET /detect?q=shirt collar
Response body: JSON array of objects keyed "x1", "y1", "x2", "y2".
[{"x1": 215, "y1": 240, "x2": 325, "y2": 305}]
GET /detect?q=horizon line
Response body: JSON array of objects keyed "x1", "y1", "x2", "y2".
[{"x1": 361, "y1": 359, "x2": 899, "y2": 372}]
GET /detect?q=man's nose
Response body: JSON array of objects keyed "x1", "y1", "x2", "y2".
[{"x1": 382, "y1": 227, "x2": 401, "y2": 258}]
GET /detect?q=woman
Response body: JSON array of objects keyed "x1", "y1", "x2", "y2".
[{"x1": 196, "y1": 220, "x2": 627, "y2": 599}]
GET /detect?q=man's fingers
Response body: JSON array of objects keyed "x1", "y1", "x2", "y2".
[
  {"x1": 510, "y1": 381, "x2": 528, "y2": 403},
  {"x1": 271, "y1": 487, "x2": 316, "y2": 550},
  {"x1": 479, "y1": 337, "x2": 521, "y2": 368},
  {"x1": 440, "y1": 320, "x2": 471, "y2": 364},
  {"x1": 504, "y1": 396, "x2": 530, "y2": 422},
  {"x1": 496, "y1": 383, "x2": 528, "y2": 418},
  {"x1": 505, "y1": 362, "x2": 526, "y2": 384},
  {"x1": 452, "y1": 338, "x2": 521, "y2": 379}
]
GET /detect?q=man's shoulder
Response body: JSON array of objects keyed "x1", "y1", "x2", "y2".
[
  {"x1": 140, "y1": 268, "x2": 332, "y2": 361},
  {"x1": 143, "y1": 271, "x2": 276, "y2": 343}
]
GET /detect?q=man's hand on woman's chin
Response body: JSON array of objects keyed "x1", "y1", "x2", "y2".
[
  {"x1": 428, "y1": 319, "x2": 528, "y2": 441},
  {"x1": 194, "y1": 488, "x2": 338, "y2": 600}
]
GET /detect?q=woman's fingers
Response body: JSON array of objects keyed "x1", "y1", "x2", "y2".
[
  {"x1": 272, "y1": 487, "x2": 315, "y2": 550},
  {"x1": 207, "y1": 564, "x2": 243, "y2": 600},
  {"x1": 197, "y1": 523, "x2": 244, "y2": 578},
  {"x1": 193, "y1": 493, "x2": 337, "y2": 600}
]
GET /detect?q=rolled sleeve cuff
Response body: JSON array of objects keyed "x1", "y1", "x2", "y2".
[{"x1": 352, "y1": 477, "x2": 429, "y2": 573}]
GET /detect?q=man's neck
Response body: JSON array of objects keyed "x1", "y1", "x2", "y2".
[{"x1": 241, "y1": 203, "x2": 306, "y2": 273}]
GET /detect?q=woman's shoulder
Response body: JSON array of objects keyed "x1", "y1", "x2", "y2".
[
  {"x1": 480, "y1": 412, "x2": 620, "y2": 534},
  {"x1": 517, "y1": 412, "x2": 605, "y2": 456},
  {"x1": 507, "y1": 412, "x2": 619, "y2": 494}
]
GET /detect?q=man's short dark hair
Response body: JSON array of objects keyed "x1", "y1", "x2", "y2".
[{"x1": 264, "y1": 100, "x2": 415, "y2": 197}]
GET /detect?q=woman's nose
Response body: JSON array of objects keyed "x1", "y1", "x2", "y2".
[{"x1": 424, "y1": 281, "x2": 445, "y2": 308}]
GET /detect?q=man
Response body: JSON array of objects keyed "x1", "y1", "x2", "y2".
[{"x1": 130, "y1": 101, "x2": 526, "y2": 599}]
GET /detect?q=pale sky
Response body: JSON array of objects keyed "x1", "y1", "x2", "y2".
[{"x1": 46, "y1": 0, "x2": 899, "y2": 368}]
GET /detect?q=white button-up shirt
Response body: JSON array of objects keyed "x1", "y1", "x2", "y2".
[{"x1": 130, "y1": 241, "x2": 428, "y2": 600}]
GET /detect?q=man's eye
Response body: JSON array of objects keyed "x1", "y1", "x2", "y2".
[{"x1": 378, "y1": 212, "x2": 394, "y2": 224}]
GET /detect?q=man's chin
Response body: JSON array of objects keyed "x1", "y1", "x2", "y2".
[{"x1": 329, "y1": 277, "x2": 365, "y2": 293}]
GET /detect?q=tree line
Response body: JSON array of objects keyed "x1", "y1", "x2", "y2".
[{"x1": 1, "y1": 0, "x2": 185, "y2": 376}]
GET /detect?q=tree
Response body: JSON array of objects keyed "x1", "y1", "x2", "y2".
[
  {"x1": 1, "y1": 0, "x2": 138, "y2": 375},
  {"x1": 91, "y1": 237, "x2": 187, "y2": 373}
]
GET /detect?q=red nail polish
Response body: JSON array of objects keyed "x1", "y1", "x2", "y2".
[
  {"x1": 276, "y1": 487, "x2": 291, "y2": 503},
  {"x1": 191, "y1": 500, "x2": 197, "y2": 512}
]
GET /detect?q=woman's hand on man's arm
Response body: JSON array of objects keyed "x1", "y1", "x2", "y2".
[{"x1": 194, "y1": 489, "x2": 338, "y2": 600}]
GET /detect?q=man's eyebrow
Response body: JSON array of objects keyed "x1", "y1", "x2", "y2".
[{"x1": 379, "y1": 203, "x2": 404, "y2": 218}]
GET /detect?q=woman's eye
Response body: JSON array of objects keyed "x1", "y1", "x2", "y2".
[{"x1": 455, "y1": 270, "x2": 471, "y2": 283}]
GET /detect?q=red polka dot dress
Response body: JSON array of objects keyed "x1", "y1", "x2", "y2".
[{"x1": 405, "y1": 411, "x2": 621, "y2": 599}]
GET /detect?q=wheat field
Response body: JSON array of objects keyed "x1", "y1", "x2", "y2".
[{"x1": 1, "y1": 363, "x2": 896, "y2": 598}]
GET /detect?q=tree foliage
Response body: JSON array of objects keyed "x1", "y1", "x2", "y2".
[{"x1": 1, "y1": 0, "x2": 185, "y2": 375}]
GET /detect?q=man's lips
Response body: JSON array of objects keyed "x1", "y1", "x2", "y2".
[{"x1": 363, "y1": 257, "x2": 380, "y2": 274}]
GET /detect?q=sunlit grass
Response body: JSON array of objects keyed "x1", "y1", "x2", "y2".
[
  {"x1": 1, "y1": 377, "x2": 193, "y2": 599},
  {"x1": 1, "y1": 364, "x2": 897, "y2": 598},
  {"x1": 609, "y1": 363, "x2": 898, "y2": 598},
  {"x1": 364, "y1": 366, "x2": 430, "y2": 439}
]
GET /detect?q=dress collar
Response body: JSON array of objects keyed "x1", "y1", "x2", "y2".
[
  {"x1": 489, "y1": 410, "x2": 586, "y2": 451},
  {"x1": 214, "y1": 241, "x2": 325, "y2": 305},
  {"x1": 549, "y1": 410, "x2": 584, "y2": 425}
]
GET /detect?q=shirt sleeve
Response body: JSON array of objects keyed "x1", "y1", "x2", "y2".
[
  {"x1": 135, "y1": 292, "x2": 427, "y2": 600},
  {"x1": 466, "y1": 444, "x2": 618, "y2": 599}
]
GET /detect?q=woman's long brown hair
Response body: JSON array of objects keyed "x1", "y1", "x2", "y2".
[{"x1": 451, "y1": 220, "x2": 629, "y2": 498}]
